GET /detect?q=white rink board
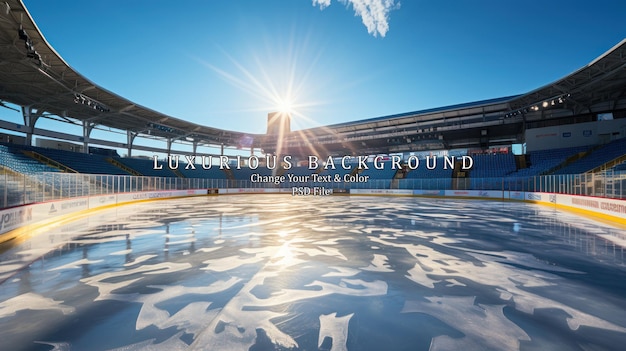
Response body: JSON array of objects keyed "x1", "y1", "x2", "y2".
[
  {"x1": 89, "y1": 194, "x2": 117, "y2": 208},
  {"x1": 218, "y1": 188, "x2": 283, "y2": 194},
  {"x1": 0, "y1": 198, "x2": 88, "y2": 234},
  {"x1": 525, "y1": 192, "x2": 556, "y2": 203},
  {"x1": 507, "y1": 191, "x2": 526, "y2": 200},
  {"x1": 3, "y1": 188, "x2": 625, "y2": 237},
  {"x1": 349, "y1": 189, "x2": 413, "y2": 195},
  {"x1": 116, "y1": 190, "x2": 199, "y2": 204},
  {"x1": 556, "y1": 194, "x2": 626, "y2": 220},
  {"x1": 413, "y1": 190, "x2": 445, "y2": 196},
  {"x1": 1, "y1": 189, "x2": 208, "y2": 236},
  {"x1": 444, "y1": 190, "x2": 504, "y2": 198}
]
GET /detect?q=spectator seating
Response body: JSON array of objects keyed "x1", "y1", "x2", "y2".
[
  {"x1": 400, "y1": 157, "x2": 454, "y2": 190},
  {"x1": 0, "y1": 143, "x2": 61, "y2": 174},
  {"x1": 33, "y1": 147, "x2": 130, "y2": 175},
  {"x1": 553, "y1": 138, "x2": 626, "y2": 175},
  {"x1": 511, "y1": 145, "x2": 590, "y2": 177},
  {"x1": 117, "y1": 157, "x2": 178, "y2": 177}
]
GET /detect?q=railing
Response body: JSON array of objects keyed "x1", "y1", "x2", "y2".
[{"x1": 1, "y1": 169, "x2": 625, "y2": 209}]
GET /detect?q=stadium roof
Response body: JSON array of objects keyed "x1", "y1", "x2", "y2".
[
  {"x1": 266, "y1": 38, "x2": 626, "y2": 156},
  {"x1": 0, "y1": 0, "x2": 256, "y2": 150},
  {"x1": 1, "y1": 0, "x2": 625, "y2": 157}
]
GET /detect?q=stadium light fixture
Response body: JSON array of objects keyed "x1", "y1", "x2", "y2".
[
  {"x1": 17, "y1": 26, "x2": 43, "y2": 66},
  {"x1": 18, "y1": 26, "x2": 27, "y2": 41},
  {"x1": 505, "y1": 93, "x2": 569, "y2": 118},
  {"x1": 73, "y1": 93, "x2": 110, "y2": 113}
]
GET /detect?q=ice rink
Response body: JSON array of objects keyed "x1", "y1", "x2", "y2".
[{"x1": 1, "y1": 195, "x2": 626, "y2": 351}]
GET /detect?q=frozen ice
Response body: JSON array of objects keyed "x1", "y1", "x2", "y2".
[
  {"x1": 1, "y1": 195, "x2": 625, "y2": 351},
  {"x1": 0, "y1": 293, "x2": 74, "y2": 318},
  {"x1": 318, "y1": 312, "x2": 354, "y2": 351}
]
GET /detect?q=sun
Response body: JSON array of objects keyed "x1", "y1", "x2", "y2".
[
  {"x1": 196, "y1": 28, "x2": 335, "y2": 133},
  {"x1": 275, "y1": 96, "x2": 294, "y2": 114}
]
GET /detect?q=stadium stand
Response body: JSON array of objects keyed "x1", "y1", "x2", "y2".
[
  {"x1": 466, "y1": 154, "x2": 517, "y2": 190},
  {"x1": 232, "y1": 166, "x2": 272, "y2": 181},
  {"x1": 0, "y1": 143, "x2": 61, "y2": 174},
  {"x1": 352, "y1": 161, "x2": 398, "y2": 189},
  {"x1": 0, "y1": 144, "x2": 94, "y2": 205},
  {"x1": 32, "y1": 147, "x2": 130, "y2": 175},
  {"x1": 553, "y1": 138, "x2": 626, "y2": 175},
  {"x1": 510, "y1": 145, "x2": 590, "y2": 177},
  {"x1": 404, "y1": 157, "x2": 454, "y2": 179},
  {"x1": 177, "y1": 163, "x2": 230, "y2": 180},
  {"x1": 399, "y1": 157, "x2": 454, "y2": 190},
  {"x1": 118, "y1": 157, "x2": 178, "y2": 177},
  {"x1": 469, "y1": 153, "x2": 517, "y2": 178},
  {"x1": 282, "y1": 165, "x2": 318, "y2": 187}
]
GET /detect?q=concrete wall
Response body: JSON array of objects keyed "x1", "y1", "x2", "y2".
[{"x1": 525, "y1": 119, "x2": 626, "y2": 152}]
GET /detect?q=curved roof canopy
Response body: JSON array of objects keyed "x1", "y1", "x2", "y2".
[{"x1": 0, "y1": 0, "x2": 255, "y2": 149}]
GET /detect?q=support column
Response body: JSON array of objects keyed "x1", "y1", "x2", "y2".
[
  {"x1": 167, "y1": 138, "x2": 173, "y2": 156},
  {"x1": 82, "y1": 120, "x2": 96, "y2": 153},
  {"x1": 220, "y1": 144, "x2": 224, "y2": 156},
  {"x1": 127, "y1": 131, "x2": 138, "y2": 157},
  {"x1": 192, "y1": 141, "x2": 198, "y2": 155},
  {"x1": 21, "y1": 106, "x2": 41, "y2": 146}
]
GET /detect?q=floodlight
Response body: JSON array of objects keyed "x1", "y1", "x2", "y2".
[{"x1": 18, "y1": 27, "x2": 27, "y2": 41}]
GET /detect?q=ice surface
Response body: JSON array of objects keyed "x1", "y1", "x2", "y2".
[
  {"x1": 49, "y1": 258, "x2": 103, "y2": 271},
  {"x1": 110, "y1": 249, "x2": 133, "y2": 256},
  {"x1": 201, "y1": 254, "x2": 266, "y2": 272},
  {"x1": 80, "y1": 262, "x2": 192, "y2": 301},
  {"x1": 322, "y1": 266, "x2": 361, "y2": 278},
  {"x1": 1, "y1": 195, "x2": 625, "y2": 351},
  {"x1": 123, "y1": 254, "x2": 157, "y2": 267},
  {"x1": 33, "y1": 341, "x2": 70, "y2": 351},
  {"x1": 361, "y1": 254, "x2": 393, "y2": 272},
  {"x1": 402, "y1": 296, "x2": 530, "y2": 351},
  {"x1": 318, "y1": 312, "x2": 354, "y2": 351},
  {"x1": 106, "y1": 332, "x2": 189, "y2": 351},
  {"x1": 0, "y1": 292, "x2": 74, "y2": 318}
]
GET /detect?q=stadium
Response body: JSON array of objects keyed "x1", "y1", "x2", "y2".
[{"x1": 1, "y1": 1, "x2": 626, "y2": 350}]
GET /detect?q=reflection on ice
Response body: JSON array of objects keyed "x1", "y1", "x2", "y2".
[
  {"x1": 34, "y1": 341, "x2": 70, "y2": 351},
  {"x1": 124, "y1": 254, "x2": 157, "y2": 267},
  {"x1": 361, "y1": 254, "x2": 393, "y2": 272},
  {"x1": 0, "y1": 292, "x2": 74, "y2": 318},
  {"x1": 191, "y1": 235, "x2": 387, "y2": 350},
  {"x1": 402, "y1": 296, "x2": 530, "y2": 351},
  {"x1": 319, "y1": 312, "x2": 354, "y2": 351},
  {"x1": 202, "y1": 254, "x2": 266, "y2": 272},
  {"x1": 81, "y1": 262, "x2": 192, "y2": 301},
  {"x1": 106, "y1": 332, "x2": 189, "y2": 351},
  {"x1": 0, "y1": 195, "x2": 625, "y2": 350},
  {"x1": 322, "y1": 266, "x2": 361, "y2": 278},
  {"x1": 49, "y1": 258, "x2": 103, "y2": 271},
  {"x1": 110, "y1": 249, "x2": 132, "y2": 256}
]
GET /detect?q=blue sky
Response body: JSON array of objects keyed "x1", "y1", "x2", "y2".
[{"x1": 10, "y1": 0, "x2": 626, "y2": 138}]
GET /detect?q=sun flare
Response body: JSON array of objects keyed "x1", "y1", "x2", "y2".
[{"x1": 275, "y1": 96, "x2": 294, "y2": 114}]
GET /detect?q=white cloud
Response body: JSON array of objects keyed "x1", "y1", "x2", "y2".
[
  {"x1": 312, "y1": 0, "x2": 332, "y2": 10},
  {"x1": 312, "y1": 0, "x2": 400, "y2": 37}
]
